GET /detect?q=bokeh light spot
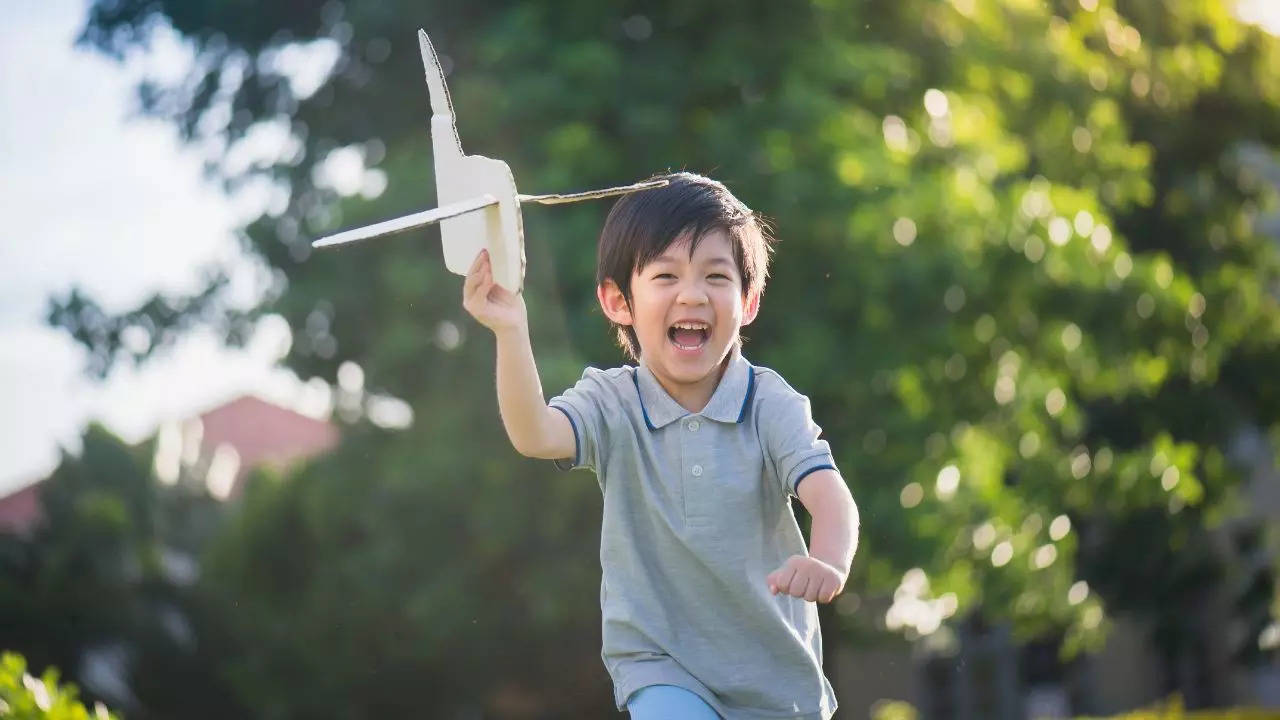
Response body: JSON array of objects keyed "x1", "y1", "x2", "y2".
[
  {"x1": 1050, "y1": 515, "x2": 1072, "y2": 541},
  {"x1": 991, "y1": 541, "x2": 1013, "y2": 567},
  {"x1": 1045, "y1": 388, "x2": 1067, "y2": 416},
  {"x1": 900, "y1": 482, "x2": 924, "y2": 508},
  {"x1": 893, "y1": 217, "x2": 917, "y2": 246}
]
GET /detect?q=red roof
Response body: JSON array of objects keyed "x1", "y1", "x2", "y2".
[
  {"x1": 198, "y1": 395, "x2": 340, "y2": 498},
  {"x1": 0, "y1": 480, "x2": 45, "y2": 536},
  {"x1": 0, "y1": 395, "x2": 339, "y2": 533}
]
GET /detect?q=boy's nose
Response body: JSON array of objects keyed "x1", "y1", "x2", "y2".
[{"x1": 676, "y1": 282, "x2": 710, "y2": 305}]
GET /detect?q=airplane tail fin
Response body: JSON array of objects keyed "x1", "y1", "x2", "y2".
[{"x1": 418, "y1": 29, "x2": 464, "y2": 162}]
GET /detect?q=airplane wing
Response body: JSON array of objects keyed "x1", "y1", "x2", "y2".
[
  {"x1": 312, "y1": 194, "x2": 498, "y2": 249},
  {"x1": 519, "y1": 178, "x2": 668, "y2": 205},
  {"x1": 312, "y1": 177, "x2": 668, "y2": 250}
]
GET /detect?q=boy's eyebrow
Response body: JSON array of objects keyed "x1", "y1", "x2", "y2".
[{"x1": 650, "y1": 253, "x2": 736, "y2": 267}]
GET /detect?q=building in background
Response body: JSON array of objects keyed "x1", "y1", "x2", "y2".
[
  {"x1": 151, "y1": 394, "x2": 339, "y2": 501},
  {"x1": 0, "y1": 481, "x2": 44, "y2": 537},
  {"x1": 0, "y1": 394, "x2": 339, "y2": 535}
]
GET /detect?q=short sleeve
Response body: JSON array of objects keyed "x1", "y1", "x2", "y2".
[
  {"x1": 547, "y1": 367, "x2": 612, "y2": 473},
  {"x1": 759, "y1": 383, "x2": 838, "y2": 497}
]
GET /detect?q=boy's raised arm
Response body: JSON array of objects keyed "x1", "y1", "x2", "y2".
[{"x1": 462, "y1": 250, "x2": 575, "y2": 460}]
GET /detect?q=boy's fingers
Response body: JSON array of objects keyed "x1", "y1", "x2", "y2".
[
  {"x1": 479, "y1": 274, "x2": 496, "y2": 305},
  {"x1": 818, "y1": 577, "x2": 838, "y2": 604},
  {"x1": 773, "y1": 565, "x2": 797, "y2": 595},
  {"x1": 463, "y1": 273, "x2": 481, "y2": 308},
  {"x1": 829, "y1": 576, "x2": 842, "y2": 603},
  {"x1": 766, "y1": 569, "x2": 783, "y2": 594},
  {"x1": 778, "y1": 573, "x2": 798, "y2": 597},
  {"x1": 465, "y1": 260, "x2": 496, "y2": 301},
  {"x1": 800, "y1": 574, "x2": 819, "y2": 602},
  {"x1": 481, "y1": 259, "x2": 497, "y2": 289},
  {"x1": 463, "y1": 261, "x2": 483, "y2": 297},
  {"x1": 463, "y1": 251, "x2": 489, "y2": 288}
]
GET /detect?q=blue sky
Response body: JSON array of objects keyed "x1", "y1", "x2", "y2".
[{"x1": 1, "y1": 0, "x2": 1277, "y2": 496}]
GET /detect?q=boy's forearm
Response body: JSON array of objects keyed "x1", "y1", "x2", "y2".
[
  {"x1": 493, "y1": 324, "x2": 557, "y2": 455},
  {"x1": 808, "y1": 495, "x2": 859, "y2": 579}
]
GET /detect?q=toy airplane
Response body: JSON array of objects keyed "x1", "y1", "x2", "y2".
[{"x1": 311, "y1": 29, "x2": 666, "y2": 292}]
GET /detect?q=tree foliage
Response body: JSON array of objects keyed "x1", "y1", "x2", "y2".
[
  {"x1": 0, "y1": 652, "x2": 120, "y2": 720},
  {"x1": 0, "y1": 426, "x2": 247, "y2": 719},
  {"x1": 41, "y1": 0, "x2": 1280, "y2": 714}
]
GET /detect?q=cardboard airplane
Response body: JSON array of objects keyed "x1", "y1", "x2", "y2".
[{"x1": 311, "y1": 29, "x2": 666, "y2": 292}]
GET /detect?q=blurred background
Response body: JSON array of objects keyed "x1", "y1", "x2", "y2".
[{"x1": 3, "y1": 0, "x2": 1280, "y2": 718}]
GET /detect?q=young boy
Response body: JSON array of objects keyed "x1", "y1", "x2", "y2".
[{"x1": 462, "y1": 172, "x2": 858, "y2": 719}]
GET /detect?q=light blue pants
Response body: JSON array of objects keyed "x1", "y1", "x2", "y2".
[{"x1": 627, "y1": 684, "x2": 722, "y2": 719}]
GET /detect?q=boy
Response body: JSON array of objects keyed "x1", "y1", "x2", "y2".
[{"x1": 462, "y1": 172, "x2": 858, "y2": 719}]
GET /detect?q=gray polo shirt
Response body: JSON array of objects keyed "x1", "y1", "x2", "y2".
[{"x1": 549, "y1": 349, "x2": 839, "y2": 719}]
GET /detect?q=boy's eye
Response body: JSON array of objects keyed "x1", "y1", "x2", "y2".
[
  {"x1": 708, "y1": 273, "x2": 731, "y2": 281},
  {"x1": 654, "y1": 273, "x2": 677, "y2": 280}
]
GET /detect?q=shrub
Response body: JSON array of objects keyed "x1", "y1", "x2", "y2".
[{"x1": 0, "y1": 652, "x2": 119, "y2": 720}]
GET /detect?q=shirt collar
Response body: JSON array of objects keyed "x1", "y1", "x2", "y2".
[{"x1": 633, "y1": 348, "x2": 755, "y2": 430}]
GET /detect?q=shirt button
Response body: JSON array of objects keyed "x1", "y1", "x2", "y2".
[
  {"x1": 688, "y1": 420, "x2": 700, "y2": 432},
  {"x1": 691, "y1": 465, "x2": 703, "y2": 477}
]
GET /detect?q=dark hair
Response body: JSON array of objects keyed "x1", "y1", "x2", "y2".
[{"x1": 596, "y1": 172, "x2": 774, "y2": 360}]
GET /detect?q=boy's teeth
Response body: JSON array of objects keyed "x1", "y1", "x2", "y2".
[{"x1": 669, "y1": 323, "x2": 709, "y2": 349}]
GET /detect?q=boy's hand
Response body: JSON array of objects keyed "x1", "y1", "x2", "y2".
[
  {"x1": 766, "y1": 555, "x2": 846, "y2": 604},
  {"x1": 463, "y1": 249, "x2": 527, "y2": 333}
]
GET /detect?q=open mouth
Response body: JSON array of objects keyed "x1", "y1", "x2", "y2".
[{"x1": 668, "y1": 321, "x2": 710, "y2": 352}]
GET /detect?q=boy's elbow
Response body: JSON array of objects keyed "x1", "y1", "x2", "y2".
[
  {"x1": 509, "y1": 434, "x2": 549, "y2": 459},
  {"x1": 506, "y1": 407, "x2": 576, "y2": 461},
  {"x1": 512, "y1": 441, "x2": 552, "y2": 460},
  {"x1": 510, "y1": 430, "x2": 571, "y2": 462}
]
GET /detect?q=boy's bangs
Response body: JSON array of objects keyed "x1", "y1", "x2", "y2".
[{"x1": 632, "y1": 218, "x2": 749, "y2": 279}]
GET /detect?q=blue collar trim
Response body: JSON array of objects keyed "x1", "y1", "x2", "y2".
[
  {"x1": 736, "y1": 367, "x2": 756, "y2": 423},
  {"x1": 632, "y1": 351, "x2": 753, "y2": 429},
  {"x1": 632, "y1": 370, "x2": 656, "y2": 431}
]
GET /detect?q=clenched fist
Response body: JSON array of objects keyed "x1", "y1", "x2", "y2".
[{"x1": 766, "y1": 555, "x2": 846, "y2": 604}]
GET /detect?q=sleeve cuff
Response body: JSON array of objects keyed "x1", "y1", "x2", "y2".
[
  {"x1": 791, "y1": 460, "x2": 838, "y2": 495},
  {"x1": 549, "y1": 404, "x2": 581, "y2": 471}
]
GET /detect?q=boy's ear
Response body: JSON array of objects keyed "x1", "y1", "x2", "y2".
[
  {"x1": 597, "y1": 279, "x2": 634, "y2": 326},
  {"x1": 741, "y1": 291, "x2": 761, "y2": 327}
]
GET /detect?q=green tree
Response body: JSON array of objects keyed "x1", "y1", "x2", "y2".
[
  {"x1": 52, "y1": 0, "x2": 1280, "y2": 714},
  {"x1": 0, "y1": 426, "x2": 246, "y2": 719},
  {"x1": 0, "y1": 426, "x2": 159, "y2": 692}
]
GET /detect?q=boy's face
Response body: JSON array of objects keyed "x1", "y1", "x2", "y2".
[{"x1": 599, "y1": 229, "x2": 760, "y2": 391}]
